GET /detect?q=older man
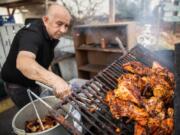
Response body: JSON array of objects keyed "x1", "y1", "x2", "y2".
[{"x1": 1, "y1": 3, "x2": 72, "y2": 108}]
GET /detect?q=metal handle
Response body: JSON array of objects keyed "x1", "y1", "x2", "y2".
[
  {"x1": 115, "y1": 37, "x2": 127, "y2": 55},
  {"x1": 27, "y1": 89, "x2": 45, "y2": 131},
  {"x1": 35, "y1": 81, "x2": 53, "y2": 91}
]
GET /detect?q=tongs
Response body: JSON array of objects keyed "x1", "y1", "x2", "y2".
[{"x1": 27, "y1": 82, "x2": 81, "y2": 135}]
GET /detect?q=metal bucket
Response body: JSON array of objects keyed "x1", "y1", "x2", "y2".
[{"x1": 12, "y1": 96, "x2": 71, "y2": 135}]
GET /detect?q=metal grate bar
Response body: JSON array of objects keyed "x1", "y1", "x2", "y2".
[
  {"x1": 94, "y1": 76, "x2": 112, "y2": 91},
  {"x1": 100, "y1": 73, "x2": 116, "y2": 87},
  {"x1": 70, "y1": 95, "x2": 117, "y2": 135},
  {"x1": 53, "y1": 100, "x2": 95, "y2": 135}
]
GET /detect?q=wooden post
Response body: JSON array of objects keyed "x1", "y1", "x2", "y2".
[
  {"x1": 11, "y1": 8, "x2": 16, "y2": 16},
  {"x1": 7, "y1": 7, "x2": 10, "y2": 16},
  {"x1": 45, "y1": 0, "x2": 48, "y2": 14},
  {"x1": 109, "y1": 0, "x2": 115, "y2": 23}
]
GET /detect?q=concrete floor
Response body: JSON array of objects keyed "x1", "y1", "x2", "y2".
[
  {"x1": 0, "y1": 98, "x2": 14, "y2": 113},
  {"x1": 0, "y1": 104, "x2": 18, "y2": 135}
]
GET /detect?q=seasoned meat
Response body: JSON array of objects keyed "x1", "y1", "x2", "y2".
[
  {"x1": 122, "y1": 61, "x2": 151, "y2": 76},
  {"x1": 115, "y1": 74, "x2": 148, "y2": 105},
  {"x1": 107, "y1": 97, "x2": 149, "y2": 126},
  {"x1": 105, "y1": 61, "x2": 175, "y2": 135},
  {"x1": 25, "y1": 116, "x2": 57, "y2": 133},
  {"x1": 167, "y1": 108, "x2": 174, "y2": 118},
  {"x1": 134, "y1": 123, "x2": 147, "y2": 135}
]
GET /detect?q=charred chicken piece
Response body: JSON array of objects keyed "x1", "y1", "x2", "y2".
[
  {"x1": 104, "y1": 90, "x2": 115, "y2": 105},
  {"x1": 151, "y1": 67, "x2": 175, "y2": 89},
  {"x1": 143, "y1": 97, "x2": 163, "y2": 114},
  {"x1": 122, "y1": 61, "x2": 151, "y2": 76},
  {"x1": 148, "y1": 117, "x2": 161, "y2": 134},
  {"x1": 153, "y1": 118, "x2": 174, "y2": 135},
  {"x1": 25, "y1": 116, "x2": 57, "y2": 133},
  {"x1": 142, "y1": 69, "x2": 174, "y2": 104},
  {"x1": 134, "y1": 123, "x2": 147, "y2": 135},
  {"x1": 118, "y1": 73, "x2": 147, "y2": 92},
  {"x1": 115, "y1": 74, "x2": 146, "y2": 105},
  {"x1": 167, "y1": 108, "x2": 174, "y2": 118},
  {"x1": 115, "y1": 82, "x2": 141, "y2": 105},
  {"x1": 153, "y1": 84, "x2": 168, "y2": 99},
  {"x1": 107, "y1": 98, "x2": 149, "y2": 126},
  {"x1": 160, "y1": 118, "x2": 174, "y2": 135}
]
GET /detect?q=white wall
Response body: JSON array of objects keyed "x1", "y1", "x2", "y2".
[{"x1": 0, "y1": 7, "x2": 7, "y2": 15}]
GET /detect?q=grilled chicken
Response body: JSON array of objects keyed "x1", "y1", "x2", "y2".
[
  {"x1": 105, "y1": 61, "x2": 174, "y2": 135},
  {"x1": 167, "y1": 108, "x2": 174, "y2": 118},
  {"x1": 160, "y1": 118, "x2": 174, "y2": 135},
  {"x1": 25, "y1": 116, "x2": 57, "y2": 133},
  {"x1": 115, "y1": 74, "x2": 148, "y2": 105},
  {"x1": 107, "y1": 97, "x2": 149, "y2": 126},
  {"x1": 122, "y1": 61, "x2": 151, "y2": 76},
  {"x1": 104, "y1": 90, "x2": 114, "y2": 104},
  {"x1": 143, "y1": 97, "x2": 164, "y2": 117},
  {"x1": 118, "y1": 74, "x2": 147, "y2": 92},
  {"x1": 114, "y1": 82, "x2": 141, "y2": 105},
  {"x1": 148, "y1": 117, "x2": 161, "y2": 134},
  {"x1": 134, "y1": 123, "x2": 147, "y2": 135}
]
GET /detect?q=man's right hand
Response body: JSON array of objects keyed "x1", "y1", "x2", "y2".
[{"x1": 53, "y1": 78, "x2": 72, "y2": 99}]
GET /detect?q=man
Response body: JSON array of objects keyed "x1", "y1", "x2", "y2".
[{"x1": 1, "y1": 3, "x2": 72, "y2": 108}]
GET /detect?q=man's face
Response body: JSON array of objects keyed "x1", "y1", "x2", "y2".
[{"x1": 43, "y1": 15, "x2": 70, "y2": 39}]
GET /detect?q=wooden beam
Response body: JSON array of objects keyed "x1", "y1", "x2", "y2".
[
  {"x1": 0, "y1": 0, "x2": 45, "y2": 8},
  {"x1": 7, "y1": 7, "x2": 10, "y2": 16},
  {"x1": 11, "y1": 8, "x2": 16, "y2": 15}
]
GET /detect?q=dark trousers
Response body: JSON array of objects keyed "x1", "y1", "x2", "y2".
[{"x1": 5, "y1": 83, "x2": 40, "y2": 109}]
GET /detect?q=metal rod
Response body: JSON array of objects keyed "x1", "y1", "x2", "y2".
[
  {"x1": 104, "y1": 70, "x2": 118, "y2": 82},
  {"x1": 27, "y1": 89, "x2": 45, "y2": 131},
  {"x1": 82, "y1": 85, "x2": 105, "y2": 104},
  {"x1": 94, "y1": 76, "x2": 111, "y2": 91},
  {"x1": 53, "y1": 100, "x2": 95, "y2": 135},
  {"x1": 115, "y1": 37, "x2": 127, "y2": 55},
  {"x1": 107, "y1": 68, "x2": 120, "y2": 78},
  {"x1": 86, "y1": 82, "x2": 105, "y2": 97},
  {"x1": 50, "y1": 110, "x2": 82, "y2": 135},
  {"x1": 69, "y1": 96, "x2": 115, "y2": 135},
  {"x1": 92, "y1": 79, "x2": 107, "y2": 93},
  {"x1": 112, "y1": 63, "x2": 124, "y2": 73},
  {"x1": 100, "y1": 73, "x2": 116, "y2": 87},
  {"x1": 27, "y1": 89, "x2": 53, "y2": 110},
  {"x1": 35, "y1": 81, "x2": 53, "y2": 91},
  {"x1": 72, "y1": 92, "x2": 117, "y2": 129},
  {"x1": 99, "y1": 74, "x2": 115, "y2": 88},
  {"x1": 66, "y1": 98, "x2": 107, "y2": 135},
  {"x1": 73, "y1": 88, "x2": 113, "y2": 119}
]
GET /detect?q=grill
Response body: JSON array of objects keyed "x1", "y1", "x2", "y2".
[{"x1": 51, "y1": 45, "x2": 174, "y2": 135}]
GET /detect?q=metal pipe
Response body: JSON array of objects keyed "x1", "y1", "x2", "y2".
[{"x1": 27, "y1": 89, "x2": 45, "y2": 131}]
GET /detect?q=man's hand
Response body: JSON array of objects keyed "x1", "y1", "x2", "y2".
[{"x1": 53, "y1": 78, "x2": 72, "y2": 99}]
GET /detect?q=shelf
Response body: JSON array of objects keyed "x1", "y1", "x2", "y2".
[
  {"x1": 73, "y1": 22, "x2": 136, "y2": 79},
  {"x1": 74, "y1": 21, "x2": 135, "y2": 28},
  {"x1": 79, "y1": 64, "x2": 107, "y2": 73},
  {"x1": 77, "y1": 46, "x2": 123, "y2": 53}
]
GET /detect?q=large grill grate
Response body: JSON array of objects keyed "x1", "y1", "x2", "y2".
[{"x1": 52, "y1": 45, "x2": 174, "y2": 135}]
